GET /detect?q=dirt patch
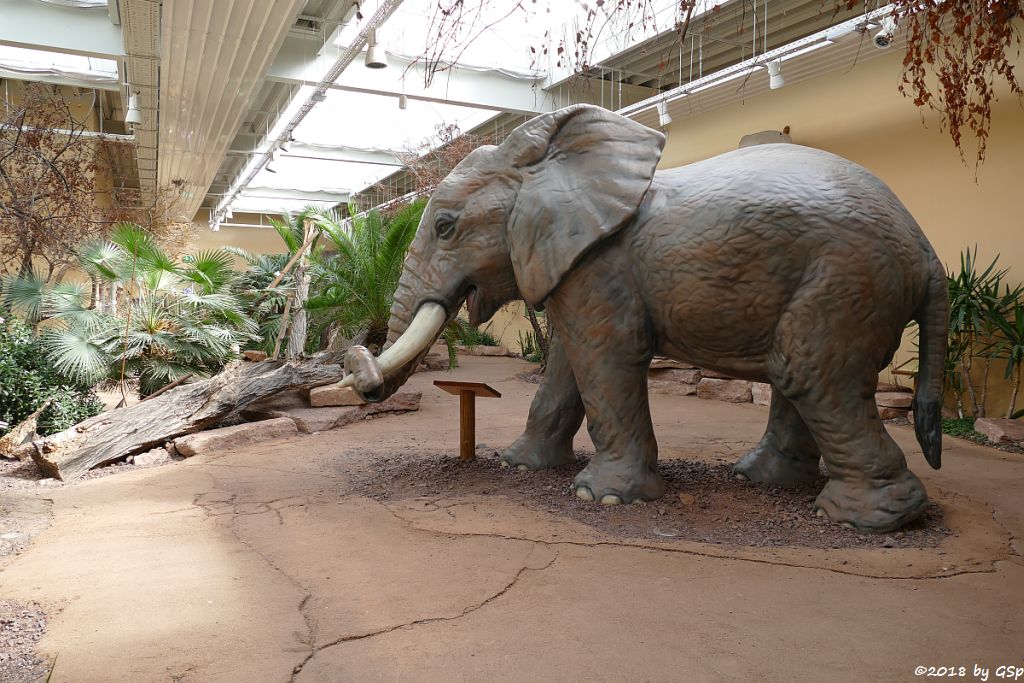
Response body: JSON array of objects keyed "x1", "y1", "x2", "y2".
[
  {"x1": 0, "y1": 495, "x2": 51, "y2": 559},
  {"x1": 0, "y1": 453, "x2": 178, "y2": 491},
  {"x1": 0, "y1": 600, "x2": 49, "y2": 683},
  {"x1": 515, "y1": 371, "x2": 544, "y2": 384},
  {"x1": 351, "y1": 449, "x2": 950, "y2": 549}
]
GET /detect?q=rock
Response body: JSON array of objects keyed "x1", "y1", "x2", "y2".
[
  {"x1": 308, "y1": 384, "x2": 365, "y2": 407},
  {"x1": 458, "y1": 345, "x2": 510, "y2": 357},
  {"x1": 697, "y1": 378, "x2": 752, "y2": 403},
  {"x1": 678, "y1": 493, "x2": 696, "y2": 506},
  {"x1": 881, "y1": 536, "x2": 897, "y2": 548},
  {"x1": 751, "y1": 382, "x2": 772, "y2": 406},
  {"x1": 246, "y1": 388, "x2": 309, "y2": 413},
  {"x1": 648, "y1": 368, "x2": 700, "y2": 396},
  {"x1": 419, "y1": 353, "x2": 449, "y2": 371},
  {"x1": 174, "y1": 417, "x2": 298, "y2": 458},
  {"x1": 250, "y1": 391, "x2": 422, "y2": 434},
  {"x1": 242, "y1": 350, "x2": 268, "y2": 362},
  {"x1": 650, "y1": 357, "x2": 696, "y2": 370},
  {"x1": 974, "y1": 417, "x2": 1024, "y2": 444},
  {"x1": 875, "y1": 392, "x2": 914, "y2": 409},
  {"x1": 650, "y1": 368, "x2": 701, "y2": 384},
  {"x1": 132, "y1": 447, "x2": 172, "y2": 467},
  {"x1": 877, "y1": 381, "x2": 912, "y2": 393},
  {"x1": 700, "y1": 368, "x2": 733, "y2": 380},
  {"x1": 878, "y1": 406, "x2": 909, "y2": 420}
]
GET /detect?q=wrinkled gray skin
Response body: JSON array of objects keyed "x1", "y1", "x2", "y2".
[{"x1": 352, "y1": 104, "x2": 948, "y2": 534}]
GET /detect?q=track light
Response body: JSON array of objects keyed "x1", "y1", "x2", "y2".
[
  {"x1": 365, "y1": 30, "x2": 387, "y2": 69},
  {"x1": 657, "y1": 100, "x2": 672, "y2": 129},
  {"x1": 125, "y1": 92, "x2": 142, "y2": 124},
  {"x1": 874, "y1": 17, "x2": 897, "y2": 49},
  {"x1": 767, "y1": 60, "x2": 785, "y2": 89}
]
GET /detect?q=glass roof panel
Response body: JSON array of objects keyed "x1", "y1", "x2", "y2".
[
  {"x1": 0, "y1": 45, "x2": 118, "y2": 84},
  {"x1": 248, "y1": 156, "x2": 394, "y2": 194},
  {"x1": 292, "y1": 89, "x2": 497, "y2": 153}
]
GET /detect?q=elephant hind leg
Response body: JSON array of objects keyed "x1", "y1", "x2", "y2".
[
  {"x1": 769, "y1": 299, "x2": 927, "y2": 533},
  {"x1": 501, "y1": 332, "x2": 584, "y2": 470},
  {"x1": 734, "y1": 389, "x2": 822, "y2": 487}
]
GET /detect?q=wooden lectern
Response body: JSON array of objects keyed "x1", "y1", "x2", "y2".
[{"x1": 433, "y1": 380, "x2": 501, "y2": 461}]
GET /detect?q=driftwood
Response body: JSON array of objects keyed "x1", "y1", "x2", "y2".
[
  {"x1": 31, "y1": 356, "x2": 346, "y2": 481},
  {"x1": 0, "y1": 399, "x2": 50, "y2": 460}
]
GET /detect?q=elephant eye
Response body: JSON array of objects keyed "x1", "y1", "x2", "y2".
[{"x1": 435, "y1": 214, "x2": 457, "y2": 241}]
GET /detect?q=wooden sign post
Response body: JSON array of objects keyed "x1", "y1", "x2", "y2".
[{"x1": 433, "y1": 380, "x2": 501, "y2": 461}]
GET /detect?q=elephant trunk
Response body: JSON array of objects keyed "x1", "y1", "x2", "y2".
[{"x1": 340, "y1": 247, "x2": 447, "y2": 402}]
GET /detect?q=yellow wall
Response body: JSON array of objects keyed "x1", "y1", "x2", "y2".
[{"x1": 658, "y1": 48, "x2": 1023, "y2": 412}]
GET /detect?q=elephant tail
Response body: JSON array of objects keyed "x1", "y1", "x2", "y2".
[{"x1": 912, "y1": 263, "x2": 949, "y2": 469}]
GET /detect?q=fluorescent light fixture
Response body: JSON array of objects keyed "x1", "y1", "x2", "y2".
[
  {"x1": 689, "y1": 66, "x2": 762, "y2": 94},
  {"x1": 125, "y1": 92, "x2": 141, "y2": 124},
  {"x1": 780, "y1": 40, "x2": 834, "y2": 61}
]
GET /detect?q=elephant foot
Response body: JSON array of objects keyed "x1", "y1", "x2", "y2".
[
  {"x1": 500, "y1": 435, "x2": 576, "y2": 470},
  {"x1": 733, "y1": 443, "x2": 820, "y2": 487},
  {"x1": 814, "y1": 470, "x2": 928, "y2": 533},
  {"x1": 573, "y1": 458, "x2": 665, "y2": 505}
]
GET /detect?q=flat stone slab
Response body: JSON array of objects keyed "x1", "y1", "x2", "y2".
[
  {"x1": 876, "y1": 392, "x2": 914, "y2": 409},
  {"x1": 877, "y1": 382, "x2": 912, "y2": 393},
  {"x1": 974, "y1": 418, "x2": 1024, "y2": 444},
  {"x1": 751, "y1": 382, "x2": 772, "y2": 406},
  {"x1": 309, "y1": 384, "x2": 365, "y2": 407},
  {"x1": 175, "y1": 417, "x2": 298, "y2": 458},
  {"x1": 457, "y1": 345, "x2": 510, "y2": 357},
  {"x1": 129, "y1": 446, "x2": 173, "y2": 466},
  {"x1": 700, "y1": 368, "x2": 734, "y2": 380},
  {"x1": 649, "y1": 368, "x2": 701, "y2": 384},
  {"x1": 419, "y1": 353, "x2": 449, "y2": 371},
  {"x1": 649, "y1": 357, "x2": 697, "y2": 370},
  {"x1": 243, "y1": 391, "x2": 423, "y2": 434},
  {"x1": 697, "y1": 378, "x2": 752, "y2": 403},
  {"x1": 878, "y1": 406, "x2": 910, "y2": 420}
]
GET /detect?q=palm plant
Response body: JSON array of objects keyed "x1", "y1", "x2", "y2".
[
  {"x1": 224, "y1": 247, "x2": 292, "y2": 355},
  {"x1": 5, "y1": 223, "x2": 256, "y2": 396},
  {"x1": 306, "y1": 200, "x2": 425, "y2": 352}
]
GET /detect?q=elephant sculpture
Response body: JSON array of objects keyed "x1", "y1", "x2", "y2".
[{"x1": 341, "y1": 104, "x2": 948, "y2": 534}]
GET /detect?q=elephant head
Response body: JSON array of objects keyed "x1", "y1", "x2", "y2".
[{"x1": 341, "y1": 104, "x2": 666, "y2": 402}]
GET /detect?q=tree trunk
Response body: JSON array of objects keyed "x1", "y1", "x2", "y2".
[
  {"x1": 978, "y1": 355, "x2": 991, "y2": 418},
  {"x1": 287, "y1": 220, "x2": 313, "y2": 360},
  {"x1": 524, "y1": 302, "x2": 549, "y2": 373},
  {"x1": 961, "y1": 344, "x2": 979, "y2": 417},
  {"x1": 30, "y1": 355, "x2": 346, "y2": 480},
  {"x1": 1007, "y1": 365, "x2": 1021, "y2": 420}
]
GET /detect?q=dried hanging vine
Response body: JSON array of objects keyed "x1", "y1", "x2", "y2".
[
  {"x1": 413, "y1": 1, "x2": 1021, "y2": 168},
  {"x1": 849, "y1": 0, "x2": 1022, "y2": 167}
]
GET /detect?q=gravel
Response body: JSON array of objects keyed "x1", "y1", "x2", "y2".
[
  {"x1": 0, "y1": 601, "x2": 49, "y2": 683},
  {"x1": 352, "y1": 449, "x2": 951, "y2": 550}
]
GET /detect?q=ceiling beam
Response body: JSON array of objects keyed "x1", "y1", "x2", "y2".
[
  {"x1": 0, "y1": 0, "x2": 123, "y2": 59},
  {"x1": 266, "y1": 35, "x2": 555, "y2": 115}
]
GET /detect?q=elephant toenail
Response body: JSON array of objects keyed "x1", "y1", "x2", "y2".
[
  {"x1": 816, "y1": 508, "x2": 826, "y2": 517},
  {"x1": 841, "y1": 522, "x2": 855, "y2": 529},
  {"x1": 735, "y1": 472, "x2": 749, "y2": 481},
  {"x1": 500, "y1": 461, "x2": 510, "y2": 468},
  {"x1": 517, "y1": 464, "x2": 528, "y2": 471},
  {"x1": 575, "y1": 487, "x2": 594, "y2": 501},
  {"x1": 600, "y1": 494, "x2": 623, "y2": 505}
]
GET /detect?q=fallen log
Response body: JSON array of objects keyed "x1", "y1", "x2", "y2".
[{"x1": 30, "y1": 356, "x2": 346, "y2": 481}]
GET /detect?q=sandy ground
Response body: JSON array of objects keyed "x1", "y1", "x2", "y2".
[{"x1": 1, "y1": 354, "x2": 1022, "y2": 682}]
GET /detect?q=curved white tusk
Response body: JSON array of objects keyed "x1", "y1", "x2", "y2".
[{"x1": 376, "y1": 302, "x2": 447, "y2": 376}]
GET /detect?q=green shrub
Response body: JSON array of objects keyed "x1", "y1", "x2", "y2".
[
  {"x1": 941, "y1": 417, "x2": 982, "y2": 438},
  {"x1": 0, "y1": 315, "x2": 103, "y2": 436},
  {"x1": 518, "y1": 330, "x2": 544, "y2": 363},
  {"x1": 450, "y1": 317, "x2": 499, "y2": 348}
]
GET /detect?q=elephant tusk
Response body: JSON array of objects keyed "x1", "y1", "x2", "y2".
[{"x1": 376, "y1": 302, "x2": 447, "y2": 377}]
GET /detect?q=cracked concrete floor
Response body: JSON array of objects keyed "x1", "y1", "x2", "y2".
[{"x1": 1, "y1": 354, "x2": 1023, "y2": 682}]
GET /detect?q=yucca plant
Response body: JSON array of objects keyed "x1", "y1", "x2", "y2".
[
  {"x1": 991, "y1": 298, "x2": 1024, "y2": 419},
  {"x1": 5, "y1": 223, "x2": 257, "y2": 397}
]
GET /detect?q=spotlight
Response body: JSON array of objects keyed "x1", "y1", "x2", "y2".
[
  {"x1": 767, "y1": 59, "x2": 785, "y2": 89},
  {"x1": 873, "y1": 16, "x2": 897, "y2": 49},
  {"x1": 365, "y1": 30, "x2": 387, "y2": 69},
  {"x1": 125, "y1": 92, "x2": 142, "y2": 124},
  {"x1": 657, "y1": 100, "x2": 672, "y2": 129}
]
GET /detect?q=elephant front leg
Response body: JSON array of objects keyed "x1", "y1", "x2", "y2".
[
  {"x1": 501, "y1": 332, "x2": 585, "y2": 470},
  {"x1": 570, "y1": 355, "x2": 664, "y2": 505}
]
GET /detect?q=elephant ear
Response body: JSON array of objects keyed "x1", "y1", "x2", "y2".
[{"x1": 503, "y1": 104, "x2": 665, "y2": 305}]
